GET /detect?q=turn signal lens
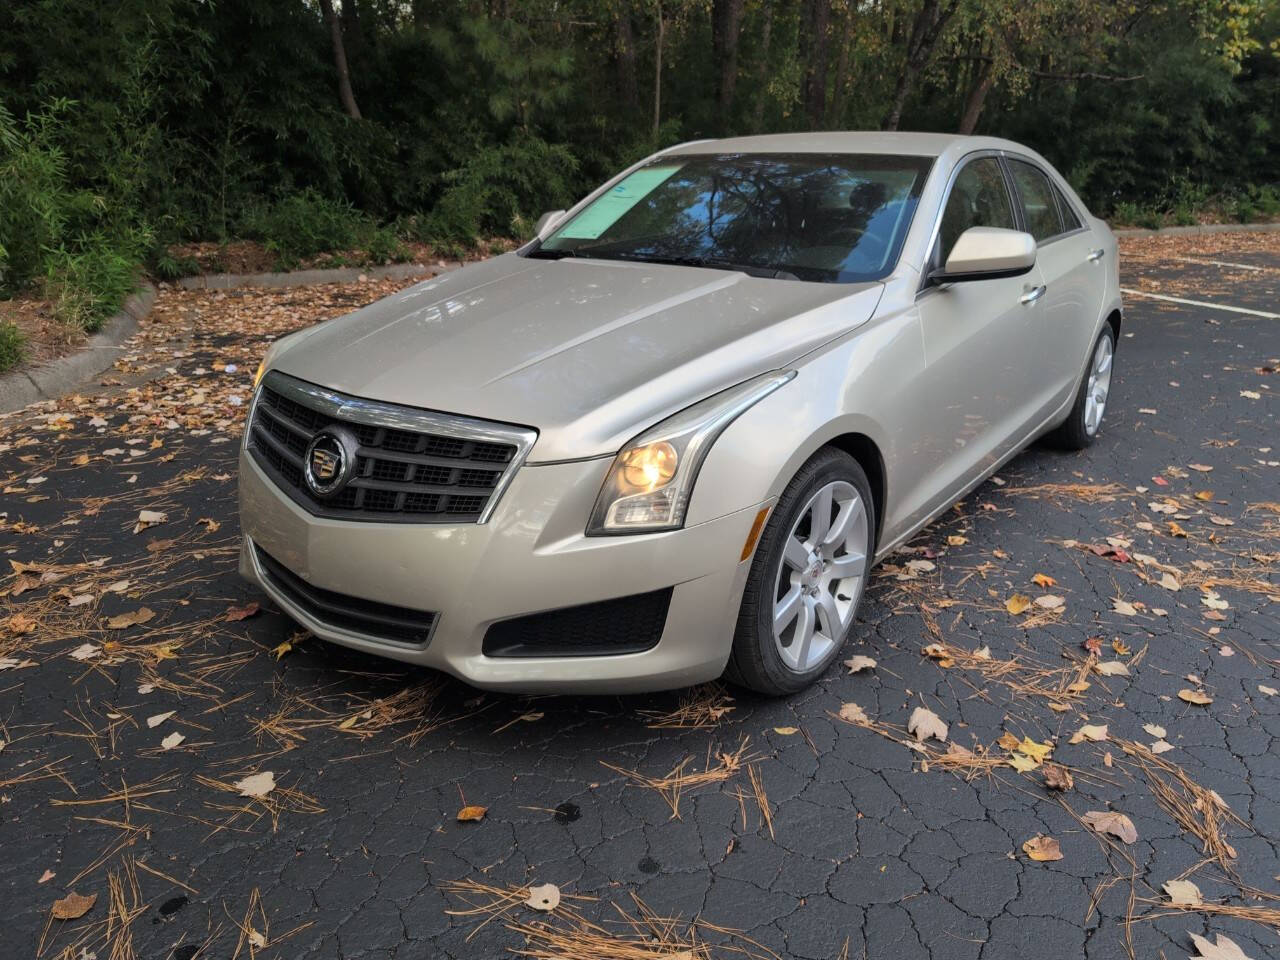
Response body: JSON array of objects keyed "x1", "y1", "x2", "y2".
[{"x1": 620, "y1": 442, "x2": 677, "y2": 492}]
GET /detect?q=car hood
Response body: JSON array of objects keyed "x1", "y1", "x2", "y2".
[{"x1": 273, "y1": 253, "x2": 883, "y2": 462}]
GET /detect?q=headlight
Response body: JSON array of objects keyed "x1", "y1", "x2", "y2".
[{"x1": 587, "y1": 370, "x2": 795, "y2": 535}]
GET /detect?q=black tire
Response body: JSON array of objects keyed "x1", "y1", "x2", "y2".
[
  {"x1": 725, "y1": 447, "x2": 876, "y2": 696},
  {"x1": 1046, "y1": 325, "x2": 1116, "y2": 451}
]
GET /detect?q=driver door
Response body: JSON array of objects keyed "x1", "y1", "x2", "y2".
[{"x1": 909, "y1": 155, "x2": 1047, "y2": 524}]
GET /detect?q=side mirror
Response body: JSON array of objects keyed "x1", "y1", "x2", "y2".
[
  {"x1": 534, "y1": 209, "x2": 567, "y2": 239},
  {"x1": 930, "y1": 226, "x2": 1036, "y2": 284}
]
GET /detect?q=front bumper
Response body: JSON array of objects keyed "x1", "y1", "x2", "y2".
[{"x1": 238, "y1": 449, "x2": 766, "y2": 693}]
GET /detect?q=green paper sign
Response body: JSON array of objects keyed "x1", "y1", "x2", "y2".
[{"x1": 554, "y1": 164, "x2": 684, "y2": 240}]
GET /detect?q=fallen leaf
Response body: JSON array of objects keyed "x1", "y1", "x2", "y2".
[
  {"x1": 1194, "y1": 490, "x2": 1214, "y2": 501},
  {"x1": 1112, "y1": 599, "x2": 1138, "y2": 616},
  {"x1": 1006, "y1": 594, "x2": 1031, "y2": 615},
  {"x1": 1143, "y1": 723, "x2": 1166, "y2": 739},
  {"x1": 1209, "y1": 515, "x2": 1234, "y2": 526},
  {"x1": 133, "y1": 509, "x2": 167, "y2": 534},
  {"x1": 38, "y1": 869, "x2": 55, "y2": 884},
  {"x1": 1008, "y1": 753, "x2": 1038, "y2": 773},
  {"x1": 843, "y1": 655, "x2": 877, "y2": 674},
  {"x1": 1043, "y1": 764, "x2": 1074, "y2": 791},
  {"x1": 1017, "y1": 738, "x2": 1053, "y2": 761},
  {"x1": 1082, "y1": 810, "x2": 1138, "y2": 844},
  {"x1": 1031, "y1": 573, "x2": 1056, "y2": 588},
  {"x1": 907, "y1": 706, "x2": 948, "y2": 743},
  {"x1": 1159, "y1": 573, "x2": 1181, "y2": 591},
  {"x1": 1022, "y1": 835, "x2": 1064, "y2": 862},
  {"x1": 773, "y1": 726, "x2": 799, "y2": 735},
  {"x1": 1034, "y1": 594, "x2": 1065, "y2": 610},
  {"x1": 146, "y1": 711, "x2": 175, "y2": 729},
  {"x1": 1112, "y1": 639, "x2": 1131, "y2": 656},
  {"x1": 161, "y1": 731, "x2": 185, "y2": 750},
  {"x1": 69, "y1": 643, "x2": 100, "y2": 661},
  {"x1": 456, "y1": 805, "x2": 487, "y2": 822},
  {"x1": 1083, "y1": 636, "x2": 1103, "y2": 656},
  {"x1": 1190, "y1": 932, "x2": 1256, "y2": 960},
  {"x1": 1179, "y1": 688, "x2": 1213, "y2": 705},
  {"x1": 224, "y1": 602, "x2": 260, "y2": 622},
  {"x1": 946, "y1": 535, "x2": 967, "y2": 546},
  {"x1": 1188, "y1": 463, "x2": 1213, "y2": 472},
  {"x1": 525, "y1": 883, "x2": 560, "y2": 912},
  {"x1": 50, "y1": 891, "x2": 97, "y2": 920},
  {"x1": 837, "y1": 702, "x2": 868, "y2": 724},
  {"x1": 107, "y1": 607, "x2": 155, "y2": 629},
  {"x1": 1151, "y1": 740, "x2": 1175, "y2": 754},
  {"x1": 1070, "y1": 723, "x2": 1108, "y2": 744},
  {"x1": 1260, "y1": 685, "x2": 1277, "y2": 696},
  {"x1": 1095, "y1": 661, "x2": 1130, "y2": 677},
  {"x1": 235, "y1": 771, "x2": 276, "y2": 798}
]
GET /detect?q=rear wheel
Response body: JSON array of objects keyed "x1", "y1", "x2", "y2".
[
  {"x1": 1048, "y1": 326, "x2": 1115, "y2": 450},
  {"x1": 725, "y1": 448, "x2": 875, "y2": 695}
]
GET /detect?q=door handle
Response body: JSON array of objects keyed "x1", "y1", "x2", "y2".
[
  {"x1": 1087, "y1": 248, "x2": 1105, "y2": 262},
  {"x1": 1020, "y1": 284, "x2": 1047, "y2": 305}
]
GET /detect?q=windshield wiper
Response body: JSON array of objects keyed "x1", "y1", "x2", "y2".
[{"x1": 610, "y1": 253, "x2": 800, "y2": 281}]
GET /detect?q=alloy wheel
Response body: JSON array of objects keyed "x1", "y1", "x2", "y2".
[
  {"x1": 771, "y1": 480, "x2": 869, "y2": 673},
  {"x1": 1084, "y1": 335, "x2": 1113, "y2": 436}
]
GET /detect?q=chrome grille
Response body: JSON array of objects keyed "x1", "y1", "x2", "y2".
[{"x1": 247, "y1": 371, "x2": 536, "y2": 523}]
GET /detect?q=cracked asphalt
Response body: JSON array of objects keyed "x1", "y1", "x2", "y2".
[{"x1": 1, "y1": 239, "x2": 1277, "y2": 960}]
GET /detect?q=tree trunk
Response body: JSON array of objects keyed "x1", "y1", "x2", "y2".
[
  {"x1": 957, "y1": 58, "x2": 993, "y2": 134},
  {"x1": 652, "y1": 4, "x2": 664, "y2": 138},
  {"x1": 319, "y1": 0, "x2": 362, "y2": 120},
  {"x1": 801, "y1": 0, "x2": 831, "y2": 128},
  {"x1": 751, "y1": 2, "x2": 774, "y2": 132},
  {"x1": 614, "y1": 3, "x2": 640, "y2": 111},
  {"x1": 881, "y1": 0, "x2": 960, "y2": 131},
  {"x1": 829, "y1": 2, "x2": 856, "y2": 127},
  {"x1": 711, "y1": 0, "x2": 745, "y2": 130}
]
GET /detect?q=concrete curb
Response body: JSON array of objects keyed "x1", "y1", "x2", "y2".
[
  {"x1": 1113, "y1": 221, "x2": 1280, "y2": 238},
  {"x1": 174, "y1": 261, "x2": 451, "y2": 290},
  {"x1": 0, "y1": 283, "x2": 156, "y2": 415}
]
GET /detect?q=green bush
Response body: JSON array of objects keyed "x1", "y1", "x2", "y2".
[
  {"x1": 364, "y1": 225, "x2": 410, "y2": 265},
  {"x1": 0, "y1": 100, "x2": 76, "y2": 293},
  {"x1": 243, "y1": 189, "x2": 367, "y2": 266},
  {"x1": 0, "y1": 321, "x2": 26, "y2": 372},
  {"x1": 45, "y1": 236, "x2": 139, "y2": 332},
  {"x1": 420, "y1": 136, "x2": 578, "y2": 245}
]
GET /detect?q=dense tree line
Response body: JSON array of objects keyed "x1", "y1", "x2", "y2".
[{"x1": 1, "y1": 0, "x2": 1277, "y2": 259}]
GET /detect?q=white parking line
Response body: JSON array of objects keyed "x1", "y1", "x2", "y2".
[
  {"x1": 1171, "y1": 256, "x2": 1265, "y2": 272},
  {"x1": 1120, "y1": 288, "x2": 1280, "y2": 319}
]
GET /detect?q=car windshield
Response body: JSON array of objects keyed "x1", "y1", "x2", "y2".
[{"x1": 530, "y1": 153, "x2": 933, "y2": 283}]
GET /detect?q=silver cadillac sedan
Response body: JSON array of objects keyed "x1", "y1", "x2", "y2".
[{"x1": 240, "y1": 132, "x2": 1121, "y2": 695}]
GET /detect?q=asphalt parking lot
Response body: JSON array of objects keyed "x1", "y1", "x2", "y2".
[{"x1": 2, "y1": 233, "x2": 1277, "y2": 960}]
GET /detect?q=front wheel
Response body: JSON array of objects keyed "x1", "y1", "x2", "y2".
[
  {"x1": 1047, "y1": 326, "x2": 1116, "y2": 450},
  {"x1": 725, "y1": 448, "x2": 875, "y2": 695}
]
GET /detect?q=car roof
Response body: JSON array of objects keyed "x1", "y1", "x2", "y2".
[{"x1": 664, "y1": 131, "x2": 1030, "y2": 161}]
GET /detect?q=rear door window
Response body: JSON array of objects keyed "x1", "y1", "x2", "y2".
[
  {"x1": 1053, "y1": 185, "x2": 1082, "y2": 232},
  {"x1": 1008, "y1": 159, "x2": 1064, "y2": 242}
]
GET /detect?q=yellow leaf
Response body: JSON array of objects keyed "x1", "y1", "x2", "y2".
[
  {"x1": 1168, "y1": 521, "x2": 1187, "y2": 538},
  {"x1": 946, "y1": 535, "x2": 967, "y2": 546},
  {"x1": 1031, "y1": 573, "x2": 1056, "y2": 588},
  {"x1": 1194, "y1": 490, "x2": 1213, "y2": 501},
  {"x1": 1008, "y1": 753, "x2": 1039, "y2": 772},
  {"x1": 773, "y1": 726, "x2": 799, "y2": 736},
  {"x1": 272, "y1": 640, "x2": 293, "y2": 660},
  {"x1": 997, "y1": 731, "x2": 1021, "y2": 751},
  {"x1": 1017, "y1": 738, "x2": 1053, "y2": 761},
  {"x1": 1178, "y1": 688, "x2": 1213, "y2": 705},
  {"x1": 457, "y1": 805, "x2": 487, "y2": 822},
  {"x1": 1112, "y1": 639, "x2": 1131, "y2": 656},
  {"x1": 1005, "y1": 594, "x2": 1032, "y2": 615}
]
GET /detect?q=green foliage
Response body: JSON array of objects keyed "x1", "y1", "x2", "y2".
[
  {"x1": 243, "y1": 190, "x2": 365, "y2": 266},
  {"x1": 0, "y1": 99, "x2": 76, "y2": 292},
  {"x1": 0, "y1": 321, "x2": 26, "y2": 372},
  {"x1": 421, "y1": 136, "x2": 579, "y2": 245},
  {"x1": 44, "y1": 235, "x2": 139, "y2": 332}
]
